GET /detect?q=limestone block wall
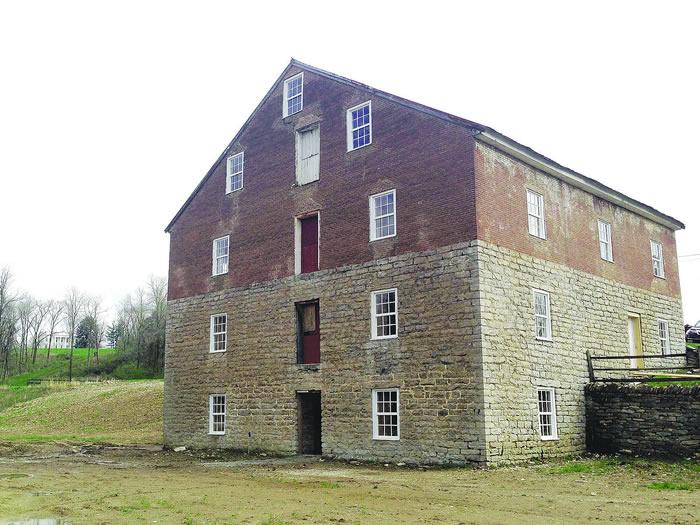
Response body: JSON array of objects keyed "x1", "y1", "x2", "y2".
[
  {"x1": 586, "y1": 384, "x2": 700, "y2": 457},
  {"x1": 475, "y1": 241, "x2": 685, "y2": 464},
  {"x1": 164, "y1": 243, "x2": 486, "y2": 465}
]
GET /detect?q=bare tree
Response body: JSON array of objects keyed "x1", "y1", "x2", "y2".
[
  {"x1": 63, "y1": 288, "x2": 85, "y2": 382},
  {"x1": 44, "y1": 300, "x2": 65, "y2": 363},
  {"x1": 146, "y1": 276, "x2": 167, "y2": 371},
  {"x1": 29, "y1": 300, "x2": 49, "y2": 365},
  {"x1": 0, "y1": 268, "x2": 18, "y2": 380},
  {"x1": 16, "y1": 296, "x2": 34, "y2": 371},
  {"x1": 84, "y1": 297, "x2": 104, "y2": 366}
]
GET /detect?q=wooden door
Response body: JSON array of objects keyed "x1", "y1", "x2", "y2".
[
  {"x1": 628, "y1": 315, "x2": 643, "y2": 369},
  {"x1": 300, "y1": 215, "x2": 318, "y2": 274},
  {"x1": 298, "y1": 301, "x2": 320, "y2": 364}
]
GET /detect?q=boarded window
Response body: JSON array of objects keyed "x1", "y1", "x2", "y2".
[{"x1": 296, "y1": 127, "x2": 320, "y2": 185}]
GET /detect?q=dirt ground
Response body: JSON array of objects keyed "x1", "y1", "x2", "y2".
[{"x1": 0, "y1": 444, "x2": 698, "y2": 525}]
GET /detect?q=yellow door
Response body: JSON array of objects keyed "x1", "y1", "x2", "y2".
[{"x1": 627, "y1": 315, "x2": 643, "y2": 369}]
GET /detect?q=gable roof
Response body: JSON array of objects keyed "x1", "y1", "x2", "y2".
[{"x1": 165, "y1": 59, "x2": 684, "y2": 232}]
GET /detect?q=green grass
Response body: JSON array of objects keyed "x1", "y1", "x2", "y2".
[
  {"x1": 645, "y1": 375, "x2": 700, "y2": 388},
  {"x1": 4, "y1": 347, "x2": 118, "y2": 386},
  {"x1": 555, "y1": 459, "x2": 618, "y2": 474},
  {"x1": 646, "y1": 481, "x2": 694, "y2": 491},
  {"x1": 0, "y1": 380, "x2": 164, "y2": 444},
  {"x1": 0, "y1": 384, "x2": 53, "y2": 412},
  {"x1": 3, "y1": 347, "x2": 162, "y2": 386}
]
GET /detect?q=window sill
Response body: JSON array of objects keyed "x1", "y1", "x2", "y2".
[
  {"x1": 370, "y1": 233, "x2": 397, "y2": 242},
  {"x1": 208, "y1": 432, "x2": 225, "y2": 436},
  {"x1": 540, "y1": 436, "x2": 559, "y2": 442},
  {"x1": 535, "y1": 337, "x2": 553, "y2": 343},
  {"x1": 372, "y1": 436, "x2": 400, "y2": 441},
  {"x1": 209, "y1": 350, "x2": 226, "y2": 354},
  {"x1": 653, "y1": 274, "x2": 666, "y2": 280},
  {"x1": 528, "y1": 232, "x2": 547, "y2": 241},
  {"x1": 371, "y1": 335, "x2": 398, "y2": 341},
  {"x1": 293, "y1": 179, "x2": 319, "y2": 188},
  {"x1": 211, "y1": 272, "x2": 228, "y2": 277},
  {"x1": 347, "y1": 141, "x2": 372, "y2": 153},
  {"x1": 297, "y1": 363, "x2": 320, "y2": 371}
]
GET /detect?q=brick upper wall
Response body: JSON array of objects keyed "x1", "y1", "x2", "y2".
[
  {"x1": 474, "y1": 141, "x2": 681, "y2": 298},
  {"x1": 168, "y1": 66, "x2": 478, "y2": 300}
]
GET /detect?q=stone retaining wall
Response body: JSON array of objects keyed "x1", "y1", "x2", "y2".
[{"x1": 586, "y1": 383, "x2": 700, "y2": 457}]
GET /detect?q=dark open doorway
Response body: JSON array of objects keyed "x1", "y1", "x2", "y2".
[{"x1": 297, "y1": 391, "x2": 322, "y2": 455}]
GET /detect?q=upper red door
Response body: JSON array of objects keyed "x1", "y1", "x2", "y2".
[{"x1": 301, "y1": 215, "x2": 319, "y2": 274}]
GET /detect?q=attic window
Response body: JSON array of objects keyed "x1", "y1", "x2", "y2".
[
  {"x1": 226, "y1": 152, "x2": 244, "y2": 193},
  {"x1": 283, "y1": 73, "x2": 303, "y2": 117},
  {"x1": 347, "y1": 101, "x2": 372, "y2": 151}
]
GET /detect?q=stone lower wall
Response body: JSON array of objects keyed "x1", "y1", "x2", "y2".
[
  {"x1": 475, "y1": 241, "x2": 685, "y2": 464},
  {"x1": 586, "y1": 383, "x2": 700, "y2": 457},
  {"x1": 164, "y1": 243, "x2": 487, "y2": 465}
]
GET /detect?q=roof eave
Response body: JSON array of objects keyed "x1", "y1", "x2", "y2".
[{"x1": 475, "y1": 130, "x2": 685, "y2": 231}]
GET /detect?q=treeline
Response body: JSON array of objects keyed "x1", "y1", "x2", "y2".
[{"x1": 0, "y1": 267, "x2": 166, "y2": 381}]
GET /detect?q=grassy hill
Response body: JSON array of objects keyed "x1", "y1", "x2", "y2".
[
  {"x1": 4, "y1": 347, "x2": 161, "y2": 386},
  {"x1": 0, "y1": 380, "x2": 163, "y2": 444}
]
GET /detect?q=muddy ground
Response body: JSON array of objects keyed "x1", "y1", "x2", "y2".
[{"x1": 0, "y1": 443, "x2": 698, "y2": 524}]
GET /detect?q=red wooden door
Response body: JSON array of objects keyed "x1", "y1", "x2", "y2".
[
  {"x1": 300, "y1": 302, "x2": 320, "y2": 364},
  {"x1": 301, "y1": 215, "x2": 318, "y2": 274}
]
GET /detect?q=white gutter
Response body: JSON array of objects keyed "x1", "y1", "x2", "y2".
[{"x1": 475, "y1": 131, "x2": 684, "y2": 231}]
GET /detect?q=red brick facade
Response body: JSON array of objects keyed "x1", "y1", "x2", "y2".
[
  {"x1": 167, "y1": 62, "x2": 681, "y2": 302},
  {"x1": 474, "y1": 142, "x2": 681, "y2": 297},
  {"x1": 167, "y1": 65, "x2": 478, "y2": 300}
]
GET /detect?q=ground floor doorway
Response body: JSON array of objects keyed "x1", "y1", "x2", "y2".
[{"x1": 297, "y1": 391, "x2": 321, "y2": 454}]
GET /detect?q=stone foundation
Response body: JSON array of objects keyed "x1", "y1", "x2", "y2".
[
  {"x1": 475, "y1": 241, "x2": 685, "y2": 464},
  {"x1": 164, "y1": 240, "x2": 684, "y2": 465},
  {"x1": 164, "y1": 243, "x2": 486, "y2": 465}
]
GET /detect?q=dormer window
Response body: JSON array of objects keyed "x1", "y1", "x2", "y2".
[
  {"x1": 226, "y1": 152, "x2": 244, "y2": 193},
  {"x1": 283, "y1": 73, "x2": 303, "y2": 117}
]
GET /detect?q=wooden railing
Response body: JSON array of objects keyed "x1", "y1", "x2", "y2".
[{"x1": 586, "y1": 350, "x2": 699, "y2": 383}]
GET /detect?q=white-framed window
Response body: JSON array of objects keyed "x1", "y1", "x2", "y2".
[
  {"x1": 533, "y1": 289, "x2": 552, "y2": 341},
  {"x1": 651, "y1": 240, "x2": 665, "y2": 278},
  {"x1": 372, "y1": 388, "x2": 399, "y2": 440},
  {"x1": 212, "y1": 236, "x2": 229, "y2": 276},
  {"x1": 598, "y1": 220, "x2": 613, "y2": 262},
  {"x1": 527, "y1": 190, "x2": 546, "y2": 239},
  {"x1": 210, "y1": 314, "x2": 227, "y2": 353},
  {"x1": 283, "y1": 72, "x2": 303, "y2": 117},
  {"x1": 371, "y1": 288, "x2": 398, "y2": 340},
  {"x1": 347, "y1": 101, "x2": 372, "y2": 151},
  {"x1": 209, "y1": 394, "x2": 226, "y2": 435},
  {"x1": 537, "y1": 388, "x2": 558, "y2": 440},
  {"x1": 658, "y1": 319, "x2": 670, "y2": 355},
  {"x1": 369, "y1": 189, "x2": 396, "y2": 241},
  {"x1": 295, "y1": 126, "x2": 320, "y2": 185},
  {"x1": 226, "y1": 152, "x2": 244, "y2": 193}
]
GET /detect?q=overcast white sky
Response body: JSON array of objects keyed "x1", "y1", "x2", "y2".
[{"x1": 0, "y1": 1, "x2": 698, "y2": 323}]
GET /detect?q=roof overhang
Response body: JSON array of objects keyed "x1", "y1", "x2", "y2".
[{"x1": 475, "y1": 130, "x2": 685, "y2": 231}]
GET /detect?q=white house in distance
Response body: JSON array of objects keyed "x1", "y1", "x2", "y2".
[{"x1": 46, "y1": 331, "x2": 70, "y2": 349}]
